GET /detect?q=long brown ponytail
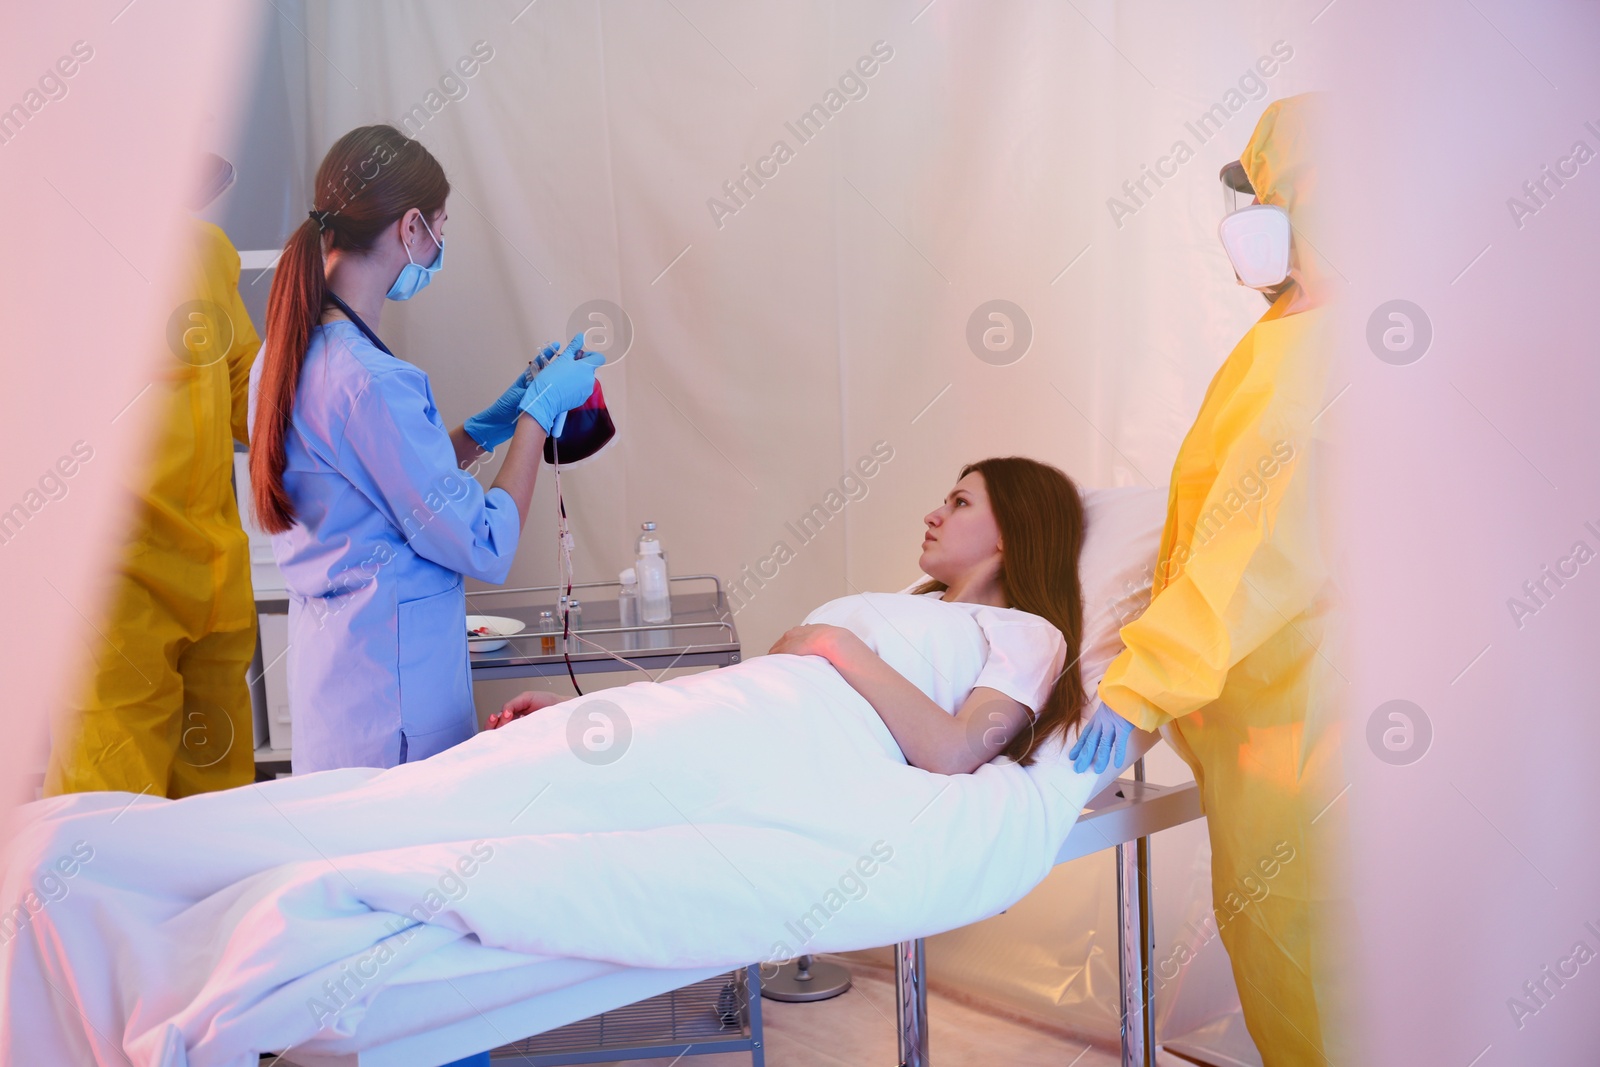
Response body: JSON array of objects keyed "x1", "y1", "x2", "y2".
[
  {"x1": 250, "y1": 125, "x2": 450, "y2": 533},
  {"x1": 914, "y1": 457, "x2": 1089, "y2": 767}
]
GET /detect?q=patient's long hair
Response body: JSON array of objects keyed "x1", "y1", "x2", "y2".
[{"x1": 912, "y1": 457, "x2": 1088, "y2": 767}]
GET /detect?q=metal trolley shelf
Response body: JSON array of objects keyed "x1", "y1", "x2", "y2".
[
  {"x1": 489, "y1": 965, "x2": 765, "y2": 1066},
  {"x1": 463, "y1": 574, "x2": 741, "y2": 681}
]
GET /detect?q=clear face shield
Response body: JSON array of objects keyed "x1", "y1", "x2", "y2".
[{"x1": 1218, "y1": 160, "x2": 1293, "y2": 303}]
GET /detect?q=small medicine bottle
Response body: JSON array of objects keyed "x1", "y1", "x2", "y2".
[{"x1": 566, "y1": 599, "x2": 583, "y2": 652}]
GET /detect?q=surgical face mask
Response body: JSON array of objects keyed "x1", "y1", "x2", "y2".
[
  {"x1": 385, "y1": 214, "x2": 444, "y2": 301},
  {"x1": 1217, "y1": 159, "x2": 1292, "y2": 293}
]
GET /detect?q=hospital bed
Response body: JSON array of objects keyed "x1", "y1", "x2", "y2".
[
  {"x1": 271, "y1": 735, "x2": 1201, "y2": 1067},
  {"x1": 132, "y1": 484, "x2": 1182, "y2": 1067},
  {"x1": 252, "y1": 488, "x2": 1187, "y2": 1066}
]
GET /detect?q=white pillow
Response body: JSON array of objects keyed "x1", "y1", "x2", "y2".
[
  {"x1": 1019, "y1": 485, "x2": 1168, "y2": 778},
  {"x1": 1076, "y1": 486, "x2": 1168, "y2": 691}
]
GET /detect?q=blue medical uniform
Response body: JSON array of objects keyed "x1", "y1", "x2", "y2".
[{"x1": 248, "y1": 317, "x2": 520, "y2": 773}]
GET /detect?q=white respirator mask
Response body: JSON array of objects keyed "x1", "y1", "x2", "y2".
[{"x1": 1217, "y1": 160, "x2": 1292, "y2": 293}]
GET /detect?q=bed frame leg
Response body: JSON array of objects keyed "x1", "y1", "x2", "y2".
[
  {"x1": 745, "y1": 963, "x2": 766, "y2": 1067},
  {"x1": 893, "y1": 937, "x2": 928, "y2": 1067},
  {"x1": 1116, "y1": 761, "x2": 1159, "y2": 1066}
]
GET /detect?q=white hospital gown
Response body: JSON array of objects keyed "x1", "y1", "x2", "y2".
[{"x1": 802, "y1": 587, "x2": 1067, "y2": 722}]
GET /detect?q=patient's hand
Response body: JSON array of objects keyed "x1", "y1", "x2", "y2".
[
  {"x1": 485, "y1": 690, "x2": 567, "y2": 730},
  {"x1": 767, "y1": 623, "x2": 861, "y2": 665}
]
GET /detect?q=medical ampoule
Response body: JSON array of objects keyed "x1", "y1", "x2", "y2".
[
  {"x1": 618, "y1": 568, "x2": 640, "y2": 628},
  {"x1": 565, "y1": 598, "x2": 583, "y2": 652}
]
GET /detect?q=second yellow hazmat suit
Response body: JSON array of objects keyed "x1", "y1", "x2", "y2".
[
  {"x1": 1098, "y1": 95, "x2": 1339, "y2": 1065},
  {"x1": 45, "y1": 218, "x2": 261, "y2": 799}
]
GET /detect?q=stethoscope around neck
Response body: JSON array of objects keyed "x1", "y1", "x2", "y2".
[{"x1": 323, "y1": 290, "x2": 393, "y2": 355}]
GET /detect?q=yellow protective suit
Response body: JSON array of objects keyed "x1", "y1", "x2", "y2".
[
  {"x1": 45, "y1": 219, "x2": 261, "y2": 798},
  {"x1": 1098, "y1": 95, "x2": 1338, "y2": 1065}
]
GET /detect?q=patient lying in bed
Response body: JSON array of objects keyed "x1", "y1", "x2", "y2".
[
  {"x1": 488, "y1": 455, "x2": 1091, "y2": 776},
  {"x1": 0, "y1": 456, "x2": 1108, "y2": 1067}
]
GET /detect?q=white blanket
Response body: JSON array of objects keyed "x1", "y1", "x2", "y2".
[{"x1": 1, "y1": 593, "x2": 1105, "y2": 1067}]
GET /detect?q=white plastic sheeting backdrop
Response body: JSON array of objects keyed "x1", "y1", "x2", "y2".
[{"x1": 250, "y1": 1, "x2": 1323, "y2": 1059}]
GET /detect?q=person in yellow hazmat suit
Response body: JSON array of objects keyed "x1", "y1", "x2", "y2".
[
  {"x1": 1069, "y1": 95, "x2": 1337, "y2": 1064},
  {"x1": 45, "y1": 154, "x2": 262, "y2": 798}
]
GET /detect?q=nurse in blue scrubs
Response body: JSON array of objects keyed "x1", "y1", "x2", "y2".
[{"x1": 248, "y1": 124, "x2": 602, "y2": 774}]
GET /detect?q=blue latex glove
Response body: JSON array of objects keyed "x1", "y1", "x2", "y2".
[
  {"x1": 1068, "y1": 701, "x2": 1134, "y2": 774},
  {"x1": 518, "y1": 332, "x2": 606, "y2": 436},
  {"x1": 463, "y1": 371, "x2": 530, "y2": 451}
]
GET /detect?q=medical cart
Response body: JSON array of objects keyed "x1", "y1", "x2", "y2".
[
  {"x1": 462, "y1": 574, "x2": 741, "y2": 682},
  {"x1": 252, "y1": 574, "x2": 742, "y2": 777}
]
